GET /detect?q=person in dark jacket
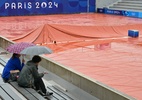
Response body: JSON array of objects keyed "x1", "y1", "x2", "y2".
[
  {"x1": 2, "y1": 53, "x2": 25, "y2": 82},
  {"x1": 17, "y1": 55, "x2": 53, "y2": 96}
]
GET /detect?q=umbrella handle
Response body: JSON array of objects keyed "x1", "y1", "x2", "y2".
[
  {"x1": 21, "y1": 55, "x2": 25, "y2": 63},
  {"x1": 22, "y1": 55, "x2": 24, "y2": 59}
]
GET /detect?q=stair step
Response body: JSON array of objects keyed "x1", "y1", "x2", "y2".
[
  {"x1": 109, "y1": 6, "x2": 142, "y2": 10},
  {"x1": 110, "y1": 5, "x2": 142, "y2": 9},
  {"x1": 107, "y1": 0, "x2": 142, "y2": 12},
  {"x1": 116, "y1": 3, "x2": 142, "y2": 6},
  {"x1": 109, "y1": 7, "x2": 142, "y2": 12},
  {"x1": 123, "y1": 0, "x2": 142, "y2": 1},
  {"x1": 119, "y1": 1, "x2": 142, "y2": 4}
]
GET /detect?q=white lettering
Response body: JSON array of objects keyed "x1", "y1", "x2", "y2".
[
  {"x1": 4, "y1": 1, "x2": 58, "y2": 10},
  {"x1": 35, "y1": 2, "x2": 40, "y2": 8},
  {"x1": 107, "y1": 10, "x2": 113, "y2": 14},
  {"x1": 114, "y1": 11, "x2": 120, "y2": 14},
  {"x1": 5, "y1": 3, "x2": 9, "y2": 9},
  {"x1": 54, "y1": 2, "x2": 58, "y2": 8},
  {"x1": 11, "y1": 3, "x2": 16, "y2": 9},
  {"x1": 41, "y1": 2, "x2": 47, "y2": 8},
  {"x1": 18, "y1": 3, "x2": 22, "y2": 9},
  {"x1": 24, "y1": 2, "x2": 26, "y2": 9},
  {"x1": 48, "y1": 2, "x2": 52, "y2": 8},
  {"x1": 28, "y1": 2, "x2": 32, "y2": 9}
]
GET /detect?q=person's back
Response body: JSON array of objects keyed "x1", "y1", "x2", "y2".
[
  {"x1": 17, "y1": 61, "x2": 35, "y2": 87},
  {"x1": 2, "y1": 53, "x2": 24, "y2": 82},
  {"x1": 18, "y1": 60, "x2": 43, "y2": 87},
  {"x1": 17, "y1": 55, "x2": 53, "y2": 96}
]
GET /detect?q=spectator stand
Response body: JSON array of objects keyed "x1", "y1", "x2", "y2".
[{"x1": 0, "y1": 48, "x2": 87, "y2": 100}]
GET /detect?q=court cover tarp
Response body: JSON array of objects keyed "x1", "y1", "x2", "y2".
[
  {"x1": 12, "y1": 24, "x2": 142, "y2": 43},
  {"x1": 11, "y1": 24, "x2": 142, "y2": 52}
]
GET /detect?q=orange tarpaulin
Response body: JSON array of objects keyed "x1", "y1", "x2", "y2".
[
  {"x1": 12, "y1": 24, "x2": 142, "y2": 43},
  {"x1": 10, "y1": 24, "x2": 142, "y2": 52}
]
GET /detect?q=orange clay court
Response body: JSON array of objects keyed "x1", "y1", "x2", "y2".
[{"x1": 0, "y1": 13, "x2": 142, "y2": 100}]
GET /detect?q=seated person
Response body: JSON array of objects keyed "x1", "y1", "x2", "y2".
[
  {"x1": 17, "y1": 55, "x2": 53, "y2": 96},
  {"x1": 2, "y1": 53, "x2": 25, "y2": 82}
]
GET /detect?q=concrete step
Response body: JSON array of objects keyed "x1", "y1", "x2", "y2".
[
  {"x1": 116, "y1": 3, "x2": 142, "y2": 6},
  {"x1": 109, "y1": 5, "x2": 142, "y2": 9},
  {"x1": 123, "y1": 0, "x2": 142, "y2": 1},
  {"x1": 109, "y1": 8, "x2": 142, "y2": 12},
  {"x1": 118, "y1": 1, "x2": 142, "y2": 4},
  {"x1": 107, "y1": 0, "x2": 142, "y2": 12},
  {"x1": 109, "y1": 6, "x2": 142, "y2": 11},
  {"x1": 0, "y1": 77, "x2": 26, "y2": 100},
  {"x1": 120, "y1": 0, "x2": 142, "y2": 3},
  {"x1": 44, "y1": 80, "x2": 76, "y2": 100}
]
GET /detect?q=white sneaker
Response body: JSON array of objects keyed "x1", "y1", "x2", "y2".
[{"x1": 45, "y1": 91, "x2": 53, "y2": 96}]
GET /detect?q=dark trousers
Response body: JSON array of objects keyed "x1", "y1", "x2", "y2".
[
  {"x1": 34, "y1": 77, "x2": 46, "y2": 94},
  {"x1": 2, "y1": 78, "x2": 9, "y2": 83}
]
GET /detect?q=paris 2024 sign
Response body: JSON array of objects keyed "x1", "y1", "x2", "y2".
[{"x1": 0, "y1": 0, "x2": 96, "y2": 16}]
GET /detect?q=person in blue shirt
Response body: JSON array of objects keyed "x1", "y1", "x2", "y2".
[{"x1": 2, "y1": 53, "x2": 25, "y2": 82}]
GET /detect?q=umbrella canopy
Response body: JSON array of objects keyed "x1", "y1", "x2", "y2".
[
  {"x1": 6, "y1": 42, "x2": 35, "y2": 54},
  {"x1": 20, "y1": 45, "x2": 52, "y2": 55}
]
